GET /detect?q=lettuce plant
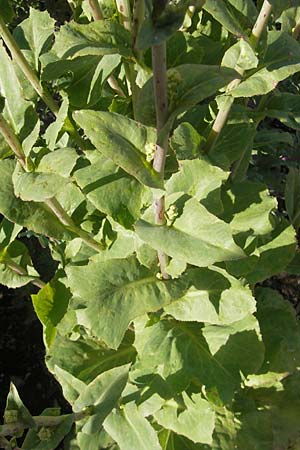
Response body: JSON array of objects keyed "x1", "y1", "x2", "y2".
[{"x1": 0, "y1": 1, "x2": 300, "y2": 449}]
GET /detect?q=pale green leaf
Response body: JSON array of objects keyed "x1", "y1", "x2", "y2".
[
  {"x1": 170, "y1": 122, "x2": 204, "y2": 160},
  {"x1": 132, "y1": 317, "x2": 264, "y2": 402},
  {"x1": 136, "y1": 65, "x2": 240, "y2": 127},
  {"x1": 155, "y1": 392, "x2": 215, "y2": 444},
  {"x1": 13, "y1": 170, "x2": 68, "y2": 202},
  {"x1": 13, "y1": 8, "x2": 55, "y2": 71},
  {"x1": 231, "y1": 31, "x2": 300, "y2": 98},
  {"x1": 73, "y1": 365, "x2": 129, "y2": 433},
  {"x1": 37, "y1": 148, "x2": 79, "y2": 177},
  {"x1": 73, "y1": 110, "x2": 162, "y2": 189},
  {"x1": 74, "y1": 154, "x2": 144, "y2": 228},
  {"x1": 66, "y1": 256, "x2": 186, "y2": 349},
  {"x1": 42, "y1": 54, "x2": 121, "y2": 108},
  {"x1": 203, "y1": 0, "x2": 246, "y2": 37},
  {"x1": 136, "y1": 198, "x2": 245, "y2": 268},
  {"x1": 0, "y1": 160, "x2": 74, "y2": 240},
  {"x1": 54, "y1": 366, "x2": 86, "y2": 404},
  {"x1": 222, "y1": 40, "x2": 258, "y2": 70},
  {"x1": 52, "y1": 20, "x2": 132, "y2": 59},
  {"x1": 44, "y1": 97, "x2": 69, "y2": 150},
  {"x1": 47, "y1": 333, "x2": 136, "y2": 384},
  {"x1": 165, "y1": 267, "x2": 256, "y2": 325},
  {"x1": 5, "y1": 383, "x2": 35, "y2": 429},
  {"x1": 104, "y1": 403, "x2": 162, "y2": 450}
]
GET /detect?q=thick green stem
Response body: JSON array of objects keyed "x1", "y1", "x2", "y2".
[
  {"x1": 152, "y1": 42, "x2": 169, "y2": 279},
  {"x1": 205, "y1": 0, "x2": 273, "y2": 154},
  {"x1": 0, "y1": 119, "x2": 104, "y2": 253},
  {"x1": 0, "y1": 411, "x2": 87, "y2": 437}
]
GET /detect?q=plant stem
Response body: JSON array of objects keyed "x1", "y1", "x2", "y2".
[
  {"x1": 204, "y1": 0, "x2": 273, "y2": 153},
  {"x1": 88, "y1": 0, "x2": 103, "y2": 19},
  {"x1": 4, "y1": 258, "x2": 46, "y2": 289},
  {"x1": 0, "y1": 411, "x2": 87, "y2": 437},
  {"x1": 152, "y1": 42, "x2": 169, "y2": 279},
  {"x1": 115, "y1": 0, "x2": 132, "y2": 31},
  {"x1": 0, "y1": 118, "x2": 104, "y2": 253},
  {"x1": 133, "y1": 0, "x2": 145, "y2": 54}
]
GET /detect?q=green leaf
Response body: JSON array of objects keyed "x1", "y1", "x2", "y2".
[
  {"x1": 285, "y1": 168, "x2": 300, "y2": 230},
  {"x1": 155, "y1": 392, "x2": 215, "y2": 444},
  {"x1": 52, "y1": 19, "x2": 132, "y2": 59},
  {"x1": 221, "y1": 180, "x2": 276, "y2": 236},
  {"x1": 231, "y1": 31, "x2": 300, "y2": 98},
  {"x1": 0, "y1": 41, "x2": 39, "y2": 155},
  {"x1": 13, "y1": 170, "x2": 69, "y2": 202},
  {"x1": 47, "y1": 333, "x2": 136, "y2": 384},
  {"x1": 245, "y1": 224, "x2": 296, "y2": 284},
  {"x1": 203, "y1": 0, "x2": 246, "y2": 37},
  {"x1": 37, "y1": 148, "x2": 79, "y2": 177},
  {"x1": 136, "y1": 65, "x2": 240, "y2": 128},
  {"x1": 0, "y1": 160, "x2": 74, "y2": 240},
  {"x1": 0, "y1": 0, "x2": 14, "y2": 23},
  {"x1": 136, "y1": 198, "x2": 245, "y2": 268},
  {"x1": 164, "y1": 267, "x2": 256, "y2": 325},
  {"x1": 73, "y1": 110, "x2": 162, "y2": 189},
  {"x1": 43, "y1": 97, "x2": 69, "y2": 151},
  {"x1": 74, "y1": 154, "x2": 145, "y2": 228},
  {"x1": 255, "y1": 287, "x2": 300, "y2": 373},
  {"x1": 132, "y1": 316, "x2": 264, "y2": 402},
  {"x1": 22, "y1": 410, "x2": 73, "y2": 450},
  {"x1": 42, "y1": 54, "x2": 121, "y2": 108},
  {"x1": 13, "y1": 8, "x2": 55, "y2": 71},
  {"x1": 165, "y1": 158, "x2": 228, "y2": 214},
  {"x1": 54, "y1": 366, "x2": 86, "y2": 405},
  {"x1": 227, "y1": 0, "x2": 258, "y2": 24},
  {"x1": 66, "y1": 256, "x2": 186, "y2": 349},
  {"x1": 73, "y1": 365, "x2": 129, "y2": 433},
  {"x1": 104, "y1": 403, "x2": 162, "y2": 450},
  {"x1": 0, "y1": 218, "x2": 22, "y2": 249},
  {"x1": 170, "y1": 123, "x2": 204, "y2": 160},
  {"x1": 5, "y1": 383, "x2": 35, "y2": 430},
  {"x1": 222, "y1": 40, "x2": 258, "y2": 71},
  {"x1": 0, "y1": 240, "x2": 39, "y2": 288},
  {"x1": 265, "y1": 93, "x2": 300, "y2": 130},
  {"x1": 32, "y1": 279, "x2": 71, "y2": 348}
]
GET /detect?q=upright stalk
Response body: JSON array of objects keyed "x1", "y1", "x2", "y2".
[
  {"x1": 204, "y1": 0, "x2": 272, "y2": 153},
  {"x1": 152, "y1": 42, "x2": 169, "y2": 279},
  {"x1": 115, "y1": 0, "x2": 132, "y2": 31},
  {"x1": 0, "y1": 115, "x2": 104, "y2": 252}
]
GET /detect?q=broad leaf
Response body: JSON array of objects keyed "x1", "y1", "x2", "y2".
[
  {"x1": 136, "y1": 198, "x2": 245, "y2": 268},
  {"x1": 231, "y1": 31, "x2": 300, "y2": 98},
  {"x1": 13, "y1": 8, "x2": 55, "y2": 71},
  {"x1": 66, "y1": 256, "x2": 187, "y2": 349},
  {"x1": 73, "y1": 365, "x2": 129, "y2": 433},
  {"x1": 37, "y1": 148, "x2": 79, "y2": 177},
  {"x1": 52, "y1": 19, "x2": 132, "y2": 59},
  {"x1": 74, "y1": 154, "x2": 145, "y2": 228},
  {"x1": 203, "y1": 0, "x2": 246, "y2": 37},
  {"x1": 32, "y1": 279, "x2": 71, "y2": 348},
  {"x1": 42, "y1": 54, "x2": 121, "y2": 108},
  {"x1": 5, "y1": 383, "x2": 35, "y2": 429},
  {"x1": 54, "y1": 366, "x2": 86, "y2": 404},
  {"x1": 13, "y1": 169, "x2": 69, "y2": 202},
  {"x1": 164, "y1": 267, "x2": 256, "y2": 325},
  {"x1": 73, "y1": 110, "x2": 162, "y2": 188},
  {"x1": 154, "y1": 392, "x2": 215, "y2": 444},
  {"x1": 0, "y1": 160, "x2": 74, "y2": 240},
  {"x1": 0, "y1": 41, "x2": 39, "y2": 155},
  {"x1": 104, "y1": 403, "x2": 162, "y2": 450},
  {"x1": 0, "y1": 240, "x2": 39, "y2": 288},
  {"x1": 132, "y1": 316, "x2": 264, "y2": 402},
  {"x1": 266, "y1": 92, "x2": 300, "y2": 130},
  {"x1": 136, "y1": 65, "x2": 240, "y2": 128}
]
